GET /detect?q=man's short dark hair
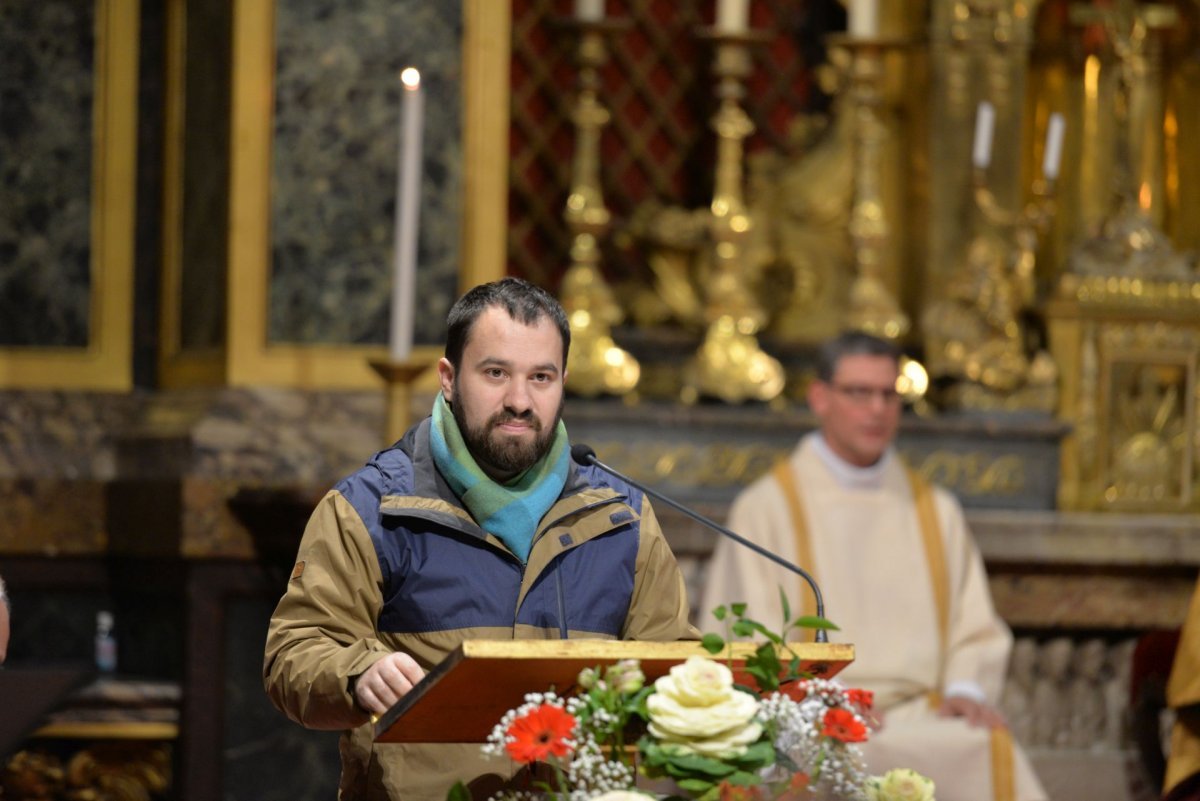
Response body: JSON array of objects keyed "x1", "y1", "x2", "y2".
[
  {"x1": 444, "y1": 277, "x2": 571, "y2": 369},
  {"x1": 815, "y1": 331, "x2": 902, "y2": 382}
]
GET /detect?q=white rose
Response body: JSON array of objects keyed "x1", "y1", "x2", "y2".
[
  {"x1": 645, "y1": 656, "x2": 762, "y2": 757},
  {"x1": 591, "y1": 792, "x2": 654, "y2": 801},
  {"x1": 866, "y1": 769, "x2": 936, "y2": 801}
]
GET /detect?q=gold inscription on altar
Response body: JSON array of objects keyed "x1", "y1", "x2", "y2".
[
  {"x1": 905, "y1": 451, "x2": 1028, "y2": 497},
  {"x1": 587, "y1": 440, "x2": 1033, "y2": 498},
  {"x1": 589, "y1": 440, "x2": 786, "y2": 489}
]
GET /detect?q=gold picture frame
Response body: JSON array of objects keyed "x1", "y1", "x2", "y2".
[
  {"x1": 159, "y1": 0, "x2": 510, "y2": 389},
  {"x1": 0, "y1": 0, "x2": 138, "y2": 390}
]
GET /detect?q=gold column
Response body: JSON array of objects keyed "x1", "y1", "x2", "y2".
[
  {"x1": 559, "y1": 18, "x2": 640, "y2": 399},
  {"x1": 681, "y1": 30, "x2": 784, "y2": 405}
]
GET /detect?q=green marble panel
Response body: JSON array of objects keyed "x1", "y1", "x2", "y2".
[
  {"x1": 0, "y1": 2, "x2": 95, "y2": 347},
  {"x1": 268, "y1": 0, "x2": 463, "y2": 346}
]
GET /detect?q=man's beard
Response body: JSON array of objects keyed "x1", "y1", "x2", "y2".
[{"x1": 451, "y1": 388, "x2": 563, "y2": 478}]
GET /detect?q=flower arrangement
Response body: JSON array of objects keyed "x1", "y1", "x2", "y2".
[{"x1": 448, "y1": 600, "x2": 935, "y2": 801}]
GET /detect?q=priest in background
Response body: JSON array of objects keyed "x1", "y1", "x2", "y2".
[
  {"x1": 700, "y1": 331, "x2": 1048, "y2": 801},
  {"x1": 1164, "y1": 573, "x2": 1200, "y2": 801}
]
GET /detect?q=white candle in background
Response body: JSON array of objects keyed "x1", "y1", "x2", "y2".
[
  {"x1": 390, "y1": 67, "x2": 424, "y2": 362},
  {"x1": 575, "y1": 0, "x2": 604, "y2": 21},
  {"x1": 715, "y1": 0, "x2": 749, "y2": 33},
  {"x1": 1043, "y1": 112, "x2": 1065, "y2": 180},
  {"x1": 972, "y1": 101, "x2": 995, "y2": 169},
  {"x1": 849, "y1": 0, "x2": 879, "y2": 38}
]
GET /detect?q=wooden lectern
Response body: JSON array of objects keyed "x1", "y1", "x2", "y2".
[{"x1": 375, "y1": 639, "x2": 854, "y2": 743}]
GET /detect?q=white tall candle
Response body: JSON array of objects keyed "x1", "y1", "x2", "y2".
[
  {"x1": 574, "y1": 0, "x2": 604, "y2": 21},
  {"x1": 848, "y1": 0, "x2": 879, "y2": 38},
  {"x1": 1043, "y1": 112, "x2": 1065, "y2": 181},
  {"x1": 972, "y1": 101, "x2": 995, "y2": 169},
  {"x1": 715, "y1": 0, "x2": 749, "y2": 33},
  {"x1": 390, "y1": 67, "x2": 424, "y2": 362}
]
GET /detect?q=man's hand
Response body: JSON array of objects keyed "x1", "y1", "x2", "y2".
[
  {"x1": 353, "y1": 653, "x2": 426, "y2": 715},
  {"x1": 937, "y1": 695, "x2": 1006, "y2": 729}
]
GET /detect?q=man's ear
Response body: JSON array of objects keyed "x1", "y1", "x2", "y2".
[
  {"x1": 437, "y1": 358, "x2": 455, "y2": 401},
  {"x1": 808, "y1": 380, "x2": 831, "y2": 417}
]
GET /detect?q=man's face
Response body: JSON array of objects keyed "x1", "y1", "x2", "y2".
[
  {"x1": 438, "y1": 306, "x2": 566, "y2": 482},
  {"x1": 808, "y1": 353, "x2": 901, "y2": 468}
]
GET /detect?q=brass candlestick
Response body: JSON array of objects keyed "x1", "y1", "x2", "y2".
[
  {"x1": 681, "y1": 29, "x2": 784, "y2": 405},
  {"x1": 369, "y1": 357, "x2": 436, "y2": 446},
  {"x1": 830, "y1": 35, "x2": 910, "y2": 340},
  {"x1": 559, "y1": 18, "x2": 640, "y2": 399}
]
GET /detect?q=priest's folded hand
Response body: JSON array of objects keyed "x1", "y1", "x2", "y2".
[{"x1": 937, "y1": 695, "x2": 1007, "y2": 729}]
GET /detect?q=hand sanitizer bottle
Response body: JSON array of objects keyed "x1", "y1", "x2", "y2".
[{"x1": 95, "y1": 610, "x2": 117, "y2": 673}]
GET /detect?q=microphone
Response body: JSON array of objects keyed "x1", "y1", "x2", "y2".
[{"x1": 570, "y1": 443, "x2": 828, "y2": 643}]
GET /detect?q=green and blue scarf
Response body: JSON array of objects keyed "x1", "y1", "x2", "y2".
[{"x1": 429, "y1": 393, "x2": 570, "y2": 563}]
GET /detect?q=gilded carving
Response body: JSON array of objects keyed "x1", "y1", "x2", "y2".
[
  {"x1": 3, "y1": 743, "x2": 171, "y2": 801},
  {"x1": 751, "y1": 108, "x2": 855, "y2": 343},
  {"x1": 1066, "y1": 0, "x2": 1195, "y2": 280},
  {"x1": 588, "y1": 439, "x2": 785, "y2": 489},
  {"x1": 908, "y1": 450, "x2": 1028, "y2": 496},
  {"x1": 1097, "y1": 323, "x2": 1197, "y2": 508},
  {"x1": 922, "y1": 193, "x2": 1059, "y2": 412}
]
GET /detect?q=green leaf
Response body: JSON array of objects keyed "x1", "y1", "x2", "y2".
[
  {"x1": 730, "y1": 602, "x2": 747, "y2": 617},
  {"x1": 737, "y1": 740, "x2": 776, "y2": 764},
  {"x1": 676, "y1": 778, "x2": 717, "y2": 793},
  {"x1": 712, "y1": 605, "x2": 728, "y2": 621},
  {"x1": 700, "y1": 633, "x2": 726, "y2": 655},
  {"x1": 661, "y1": 752, "x2": 737, "y2": 776},
  {"x1": 792, "y1": 615, "x2": 840, "y2": 631},
  {"x1": 730, "y1": 620, "x2": 757, "y2": 638},
  {"x1": 445, "y1": 782, "x2": 472, "y2": 801},
  {"x1": 778, "y1": 586, "x2": 792, "y2": 625},
  {"x1": 745, "y1": 665, "x2": 772, "y2": 686},
  {"x1": 725, "y1": 770, "x2": 763, "y2": 786},
  {"x1": 732, "y1": 618, "x2": 782, "y2": 644},
  {"x1": 634, "y1": 692, "x2": 652, "y2": 721}
]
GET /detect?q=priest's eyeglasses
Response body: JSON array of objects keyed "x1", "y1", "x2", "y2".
[{"x1": 829, "y1": 384, "x2": 902, "y2": 405}]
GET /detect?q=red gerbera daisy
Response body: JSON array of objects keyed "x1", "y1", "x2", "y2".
[
  {"x1": 821, "y1": 707, "x2": 868, "y2": 743},
  {"x1": 846, "y1": 688, "x2": 874, "y2": 711},
  {"x1": 504, "y1": 704, "x2": 577, "y2": 764}
]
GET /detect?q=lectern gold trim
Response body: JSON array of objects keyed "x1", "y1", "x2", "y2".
[{"x1": 375, "y1": 639, "x2": 855, "y2": 744}]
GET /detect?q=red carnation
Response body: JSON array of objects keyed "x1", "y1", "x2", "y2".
[
  {"x1": 504, "y1": 703, "x2": 577, "y2": 764},
  {"x1": 718, "y1": 782, "x2": 763, "y2": 801},
  {"x1": 821, "y1": 707, "x2": 868, "y2": 743}
]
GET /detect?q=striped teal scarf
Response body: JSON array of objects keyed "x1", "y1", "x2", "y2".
[{"x1": 429, "y1": 393, "x2": 570, "y2": 563}]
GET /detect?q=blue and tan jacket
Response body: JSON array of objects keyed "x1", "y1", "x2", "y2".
[{"x1": 263, "y1": 418, "x2": 697, "y2": 799}]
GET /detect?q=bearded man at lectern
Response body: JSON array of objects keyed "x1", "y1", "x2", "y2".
[
  {"x1": 702, "y1": 331, "x2": 1048, "y2": 801},
  {"x1": 264, "y1": 278, "x2": 698, "y2": 800}
]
